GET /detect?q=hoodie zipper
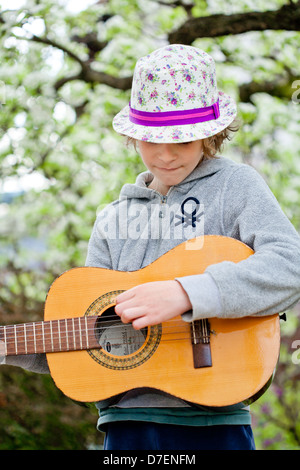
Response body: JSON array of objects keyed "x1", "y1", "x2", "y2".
[
  {"x1": 159, "y1": 195, "x2": 167, "y2": 218},
  {"x1": 152, "y1": 191, "x2": 175, "y2": 260}
]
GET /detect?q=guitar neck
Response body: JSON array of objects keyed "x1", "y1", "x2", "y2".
[{"x1": 0, "y1": 317, "x2": 100, "y2": 356}]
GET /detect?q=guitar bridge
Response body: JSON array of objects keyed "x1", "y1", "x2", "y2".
[{"x1": 190, "y1": 319, "x2": 212, "y2": 369}]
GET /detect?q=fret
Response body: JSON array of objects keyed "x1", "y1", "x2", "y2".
[
  {"x1": 58, "y1": 320, "x2": 62, "y2": 351},
  {"x1": 58, "y1": 319, "x2": 68, "y2": 352},
  {"x1": 33, "y1": 323, "x2": 37, "y2": 353},
  {"x1": 72, "y1": 318, "x2": 76, "y2": 350},
  {"x1": 51, "y1": 320, "x2": 59, "y2": 352},
  {"x1": 50, "y1": 321, "x2": 54, "y2": 352},
  {"x1": 20, "y1": 324, "x2": 27, "y2": 354},
  {"x1": 17, "y1": 324, "x2": 27, "y2": 354},
  {"x1": 4, "y1": 326, "x2": 11, "y2": 355},
  {"x1": 79, "y1": 317, "x2": 87, "y2": 350},
  {"x1": 85, "y1": 316, "x2": 89, "y2": 349},
  {"x1": 43, "y1": 320, "x2": 51, "y2": 353},
  {"x1": 3, "y1": 327, "x2": 7, "y2": 355},
  {"x1": 35, "y1": 322, "x2": 44, "y2": 354},
  {"x1": 42, "y1": 322, "x2": 45, "y2": 352},
  {"x1": 65, "y1": 319, "x2": 69, "y2": 351},
  {"x1": 25, "y1": 323, "x2": 33, "y2": 354},
  {"x1": 0, "y1": 326, "x2": 7, "y2": 356},
  {"x1": 79, "y1": 317, "x2": 83, "y2": 350},
  {"x1": 24, "y1": 324, "x2": 27, "y2": 354},
  {"x1": 73, "y1": 318, "x2": 78, "y2": 350},
  {"x1": 14, "y1": 325, "x2": 18, "y2": 355}
]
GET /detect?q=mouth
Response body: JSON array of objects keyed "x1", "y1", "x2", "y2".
[{"x1": 158, "y1": 167, "x2": 180, "y2": 172}]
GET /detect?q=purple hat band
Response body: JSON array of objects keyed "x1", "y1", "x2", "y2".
[{"x1": 129, "y1": 100, "x2": 220, "y2": 127}]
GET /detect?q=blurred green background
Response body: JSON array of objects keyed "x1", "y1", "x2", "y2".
[{"x1": 0, "y1": 0, "x2": 300, "y2": 450}]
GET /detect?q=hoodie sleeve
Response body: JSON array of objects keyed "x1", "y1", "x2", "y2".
[
  {"x1": 177, "y1": 164, "x2": 300, "y2": 319},
  {"x1": 4, "y1": 353, "x2": 50, "y2": 373}
]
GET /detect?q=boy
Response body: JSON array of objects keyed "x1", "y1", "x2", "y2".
[
  {"x1": 3, "y1": 44, "x2": 300, "y2": 450},
  {"x1": 85, "y1": 45, "x2": 300, "y2": 450}
]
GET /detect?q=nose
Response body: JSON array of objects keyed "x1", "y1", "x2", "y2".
[{"x1": 157, "y1": 144, "x2": 177, "y2": 163}]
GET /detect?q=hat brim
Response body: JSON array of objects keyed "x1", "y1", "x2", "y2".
[{"x1": 112, "y1": 91, "x2": 237, "y2": 143}]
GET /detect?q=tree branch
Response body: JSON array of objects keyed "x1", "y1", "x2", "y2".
[
  {"x1": 11, "y1": 3, "x2": 300, "y2": 99},
  {"x1": 31, "y1": 34, "x2": 86, "y2": 68},
  {"x1": 80, "y1": 68, "x2": 133, "y2": 90},
  {"x1": 239, "y1": 72, "x2": 298, "y2": 103},
  {"x1": 30, "y1": 34, "x2": 133, "y2": 91},
  {"x1": 54, "y1": 68, "x2": 132, "y2": 91},
  {"x1": 169, "y1": 2, "x2": 300, "y2": 43}
]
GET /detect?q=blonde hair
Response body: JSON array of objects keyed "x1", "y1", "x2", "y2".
[
  {"x1": 125, "y1": 118, "x2": 240, "y2": 158},
  {"x1": 202, "y1": 118, "x2": 240, "y2": 158}
]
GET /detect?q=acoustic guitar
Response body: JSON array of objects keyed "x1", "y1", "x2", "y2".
[{"x1": 0, "y1": 235, "x2": 280, "y2": 408}]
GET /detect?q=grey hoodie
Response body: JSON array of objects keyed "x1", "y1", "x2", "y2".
[
  {"x1": 5, "y1": 156, "x2": 300, "y2": 419},
  {"x1": 88, "y1": 155, "x2": 300, "y2": 418},
  {"x1": 86, "y1": 156, "x2": 300, "y2": 320}
]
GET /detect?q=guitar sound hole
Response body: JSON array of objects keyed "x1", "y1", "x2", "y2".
[{"x1": 95, "y1": 306, "x2": 148, "y2": 357}]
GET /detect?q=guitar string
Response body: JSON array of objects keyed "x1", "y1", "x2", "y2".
[
  {"x1": 1, "y1": 318, "x2": 209, "y2": 334},
  {"x1": 2, "y1": 337, "x2": 208, "y2": 354},
  {"x1": 1, "y1": 319, "x2": 210, "y2": 350},
  {"x1": 1, "y1": 316, "x2": 207, "y2": 333},
  {"x1": 0, "y1": 312, "x2": 207, "y2": 329},
  {"x1": 1, "y1": 336, "x2": 208, "y2": 352},
  {"x1": 1, "y1": 325, "x2": 205, "y2": 344},
  {"x1": 1, "y1": 318, "x2": 209, "y2": 333}
]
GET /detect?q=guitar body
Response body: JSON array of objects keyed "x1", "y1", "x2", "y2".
[{"x1": 44, "y1": 235, "x2": 280, "y2": 407}]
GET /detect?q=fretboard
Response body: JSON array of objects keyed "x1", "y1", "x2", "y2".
[{"x1": 0, "y1": 317, "x2": 101, "y2": 356}]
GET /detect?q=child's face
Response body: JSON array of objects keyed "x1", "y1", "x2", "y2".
[{"x1": 138, "y1": 140, "x2": 204, "y2": 194}]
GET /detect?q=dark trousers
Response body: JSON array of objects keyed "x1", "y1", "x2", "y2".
[{"x1": 103, "y1": 421, "x2": 256, "y2": 450}]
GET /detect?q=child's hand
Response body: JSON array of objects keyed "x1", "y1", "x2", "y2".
[{"x1": 115, "y1": 281, "x2": 192, "y2": 330}]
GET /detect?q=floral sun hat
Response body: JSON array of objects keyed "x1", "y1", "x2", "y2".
[{"x1": 113, "y1": 44, "x2": 237, "y2": 143}]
